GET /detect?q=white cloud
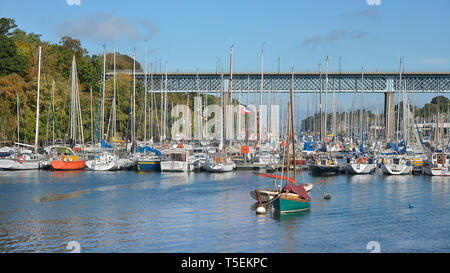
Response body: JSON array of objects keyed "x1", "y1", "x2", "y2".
[
  {"x1": 67, "y1": 0, "x2": 81, "y2": 6},
  {"x1": 366, "y1": 0, "x2": 381, "y2": 6},
  {"x1": 303, "y1": 29, "x2": 368, "y2": 48},
  {"x1": 56, "y1": 11, "x2": 158, "y2": 43}
]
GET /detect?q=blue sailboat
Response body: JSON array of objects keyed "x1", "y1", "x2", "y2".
[{"x1": 136, "y1": 146, "x2": 161, "y2": 171}]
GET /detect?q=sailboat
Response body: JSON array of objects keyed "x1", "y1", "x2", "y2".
[
  {"x1": 380, "y1": 59, "x2": 411, "y2": 176},
  {"x1": 346, "y1": 153, "x2": 376, "y2": 174},
  {"x1": 85, "y1": 151, "x2": 118, "y2": 171},
  {"x1": 423, "y1": 152, "x2": 450, "y2": 176},
  {"x1": 2, "y1": 46, "x2": 48, "y2": 170},
  {"x1": 423, "y1": 90, "x2": 450, "y2": 176},
  {"x1": 346, "y1": 75, "x2": 376, "y2": 175},
  {"x1": 272, "y1": 85, "x2": 312, "y2": 213},
  {"x1": 309, "y1": 152, "x2": 340, "y2": 175},
  {"x1": 205, "y1": 45, "x2": 235, "y2": 173},
  {"x1": 135, "y1": 43, "x2": 162, "y2": 172},
  {"x1": 205, "y1": 151, "x2": 235, "y2": 172},
  {"x1": 136, "y1": 146, "x2": 161, "y2": 171},
  {"x1": 250, "y1": 173, "x2": 313, "y2": 203},
  {"x1": 380, "y1": 154, "x2": 411, "y2": 175},
  {"x1": 50, "y1": 146, "x2": 86, "y2": 170},
  {"x1": 50, "y1": 55, "x2": 86, "y2": 170},
  {"x1": 0, "y1": 148, "x2": 46, "y2": 170}
]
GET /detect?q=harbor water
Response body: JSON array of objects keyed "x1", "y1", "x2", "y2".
[{"x1": 0, "y1": 169, "x2": 448, "y2": 253}]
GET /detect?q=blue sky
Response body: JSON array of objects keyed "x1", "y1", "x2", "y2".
[
  {"x1": 1, "y1": 0, "x2": 449, "y2": 109},
  {"x1": 2, "y1": 0, "x2": 449, "y2": 73}
]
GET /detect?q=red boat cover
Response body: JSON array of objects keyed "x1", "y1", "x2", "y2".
[
  {"x1": 282, "y1": 182, "x2": 311, "y2": 201},
  {"x1": 254, "y1": 173, "x2": 311, "y2": 201}
]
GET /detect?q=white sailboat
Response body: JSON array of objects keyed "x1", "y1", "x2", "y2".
[
  {"x1": 205, "y1": 152, "x2": 235, "y2": 172},
  {"x1": 86, "y1": 45, "x2": 116, "y2": 171},
  {"x1": 380, "y1": 155, "x2": 411, "y2": 175},
  {"x1": 205, "y1": 45, "x2": 235, "y2": 173},
  {"x1": 423, "y1": 152, "x2": 450, "y2": 176},
  {"x1": 1, "y1": 46, "x2": 46, "y2": 170},
  {"x1": 423, "y1": 92, "x2": 449, "y2": 176},
  {"x1": 347, "y1": 154, "x2": 376, "y2": 174},
  {"x1": 86, "y1": 151, "x2": 120, "y2": 171}
]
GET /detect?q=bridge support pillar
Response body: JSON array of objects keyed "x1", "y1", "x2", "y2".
[{"x1": 384, "y1": 92, "x2": 395, "y2": 142}]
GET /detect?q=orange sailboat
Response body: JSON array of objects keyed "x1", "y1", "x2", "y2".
[
  {"x1": 49, "y1": 146, "x2": 86, "y2": 171},
  {"x1": 49, "y1": 56, "x2": 86, "y2": 171}
]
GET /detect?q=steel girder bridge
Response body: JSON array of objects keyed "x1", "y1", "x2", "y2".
[{"x1": 105, "y1": 71, "x2": 450, "y2": 94}]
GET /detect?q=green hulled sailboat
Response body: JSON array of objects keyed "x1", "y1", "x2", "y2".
[{"x1": 273, "y1": 76, "x2": 311, "y2": 213}]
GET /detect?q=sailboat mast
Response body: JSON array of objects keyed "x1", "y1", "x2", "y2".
[
  {"x1": 396, "y1": 58, "x2": 403, "y2": 144},
  {"x1": 225, "y1": 45, "x2": 234, "y2": 146},
  {"x1": 286, "y1": 102, "x2": 291, "y2": 178},
  {"x1": 16, "y1": 93, "x2": 19, "y2": 144},
  {"x1": 160, "y1": 73, "x2": 163, "y2": 143},
  {"x1": 132, "y1": 48, "x2": 136, "y2": 144},
  {"x1": 402, "y1": 62, "x2": 408, "y2": 143},
  {"x1": 34, "y1": 46, "x2": 41, "y2": 153},
  {"x1": 325, "y1": 56, "x2": 329, "y2": 140},
  {"x1": 319, "y1": 62, "x2": 323, "y2": 143},
  {"x1": 52, "y1": 79, "x2": 55, "y2": 145},
  {"x1": 101, "y1": 45, "x2": 106, "y2": 140},
  {"x1": 144, "y1": 41, "x2": 148, "y2": 144},
  {"x1": 246, "y1": 75, "x2": 250, "y2": 145},
  {"x1": 360, "y1": 65, "x2": 364, "y2": 149},
  {"x1": 113, "y1": 42, "x2": 117, "y2": 151},
  {"x1": 164, "y1": 62, "x2": 168, "y2": 141},
  {"x1": 90, "y1": 86, "x2": 93, "y2": 144},
  {"x1": 289, "y1": 73, "x2": 297, "y2": 183},
  {"x1": 259, "y1": 43, "x2": 264, "y2": 148},
  {"x1": 150, "y1": 63, "x2": 153, "y2": 142},
  {"x1": 436, "y1": 80, "x2": 440, "y2": 148}
]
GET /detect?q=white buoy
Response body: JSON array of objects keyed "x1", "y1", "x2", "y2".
[{"x1": 256, "y1": 206, "x2": 266, "y2": 214}]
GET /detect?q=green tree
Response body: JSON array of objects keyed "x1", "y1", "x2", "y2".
[{"x1": 0, "y1": 17, "x2": 28, "y2": 76}]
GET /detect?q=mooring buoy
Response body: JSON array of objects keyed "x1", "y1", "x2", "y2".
[{"x1": 256, "y1": 206, "x2": 266, "y2": 214}]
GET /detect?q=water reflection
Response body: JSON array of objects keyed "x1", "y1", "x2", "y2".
[
  {"x1": 271, "y1": 210, "x2": 310, "y2": 222},
  {"x1": 50, "y1": 170, "x2": 86, "y2": 179},
  {"x1": 348, "y1": 174, "x2": 376, "y2": 184},
  {"x1": 380, "y1": 174, "x2": 411, "y2": 184},
  {"x1": 430, "y1": 176, "x2": 450, "y2": 184},
  {"x1": 430, "y1": 176, "x2": 449, "y2": 194},
  {"x1": 37, "y1": 189, "x2": 89, "y2": 202},
  {"x1": 208, "y1": 171, "x2": 237, "y2": 181}
]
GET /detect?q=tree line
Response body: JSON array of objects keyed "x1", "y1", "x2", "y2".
[{"x1": 0, "y1": 17, "x2": 219, "y2": 145}]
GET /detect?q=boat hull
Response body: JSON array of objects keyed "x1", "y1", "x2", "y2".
[
  {"x1": 381, "y1": 164, "x2": 410, "y2": 175},
  {"x1": 250, "y1": 189, "x2": 278, "y2": 203},
  {"x1": 424, "y1": 167, "x2": 450, "y2": 176},
  {"x1": 310, "y1": 164, "x2": 339, "y2": 175},
  {"x1": 250, "y1": 184, "x2": 313, "y2": 203},
  {"x1": 347, "y1": 163, "x2": 376, "y2": 174},
  {"x1": 160, "y1": 161, "x2": 193, "y2": 172},
  {"x1": 205, "y1": 163, "x2": 234, "y2": 172},
  {"x1": 0, "y1": 159, "x2": 42, "y2": 170},
  {"x1": 86, "y1": 160, "x2": 116, "y2": 171},
  {"x1": 273, "y1": 194, "x2": 311, "y2": 213},
  {"x1": 136, "y1": 160, "x2": 161, "y2": 171},
  {"x1": 51, "y1": 160, "x2": 86, "y2": 171}
]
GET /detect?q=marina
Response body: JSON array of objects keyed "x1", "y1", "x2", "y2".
[{"x1": 0, "y1": 0, "x2": 449, "y2": 257}]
